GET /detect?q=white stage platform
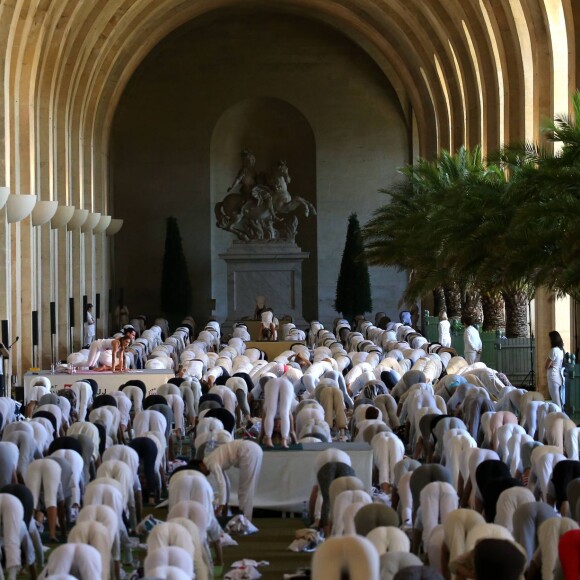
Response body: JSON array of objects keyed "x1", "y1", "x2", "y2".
[
  {"x1": 24, "y1": 369, "x2": 174, "y2": 402},
  {"x1": 224, "y1": 442, "x2": 373, "y2": 512}
]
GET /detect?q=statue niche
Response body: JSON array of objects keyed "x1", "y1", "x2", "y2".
[{"x1": 214, "y1": 149, "x2": 316, "y2": 242}]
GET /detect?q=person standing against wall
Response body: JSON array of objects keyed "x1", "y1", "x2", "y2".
[
  {"x1": 83, "y1": 304, "x2": 96, "y2": 348},
  {"x1": 546, "y1": 330, "x2": 565, "y2": 408},
  {"x1": 438, "y1": 311, "x2": 451, "y2": 348},
  {"x1": 463, "y1": 315, "x2": 482, "y2": 365}
]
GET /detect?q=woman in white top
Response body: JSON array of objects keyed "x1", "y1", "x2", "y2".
[
  {"x1": 438, "y1": 311, "x2": 451, "y2": 348},
  {"x1": 83, "y1": 303, "x2": 96, "y2": 348},
  {"x1": 545, "y1": 330, "x2": 565, "y2": 408}
]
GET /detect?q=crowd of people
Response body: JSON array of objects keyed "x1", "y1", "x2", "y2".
[{"x1": 6, "y1": 310, "x2": 579, "y2": 579}]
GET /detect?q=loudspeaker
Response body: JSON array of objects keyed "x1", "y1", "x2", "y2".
[
  {"x1": 32, "y1": 311, "x2": 39, "y2": 346},
  {"x1": 83, "y1": 295, "x2": 88, "y2": 323},
  {"x1": 96, "y1": 293, "x2": 101, "y2": 319},
  {"x1": 69, "y1": 297, "x2": 75, "y2": 327},
  {"x1": 50, "y1": 302, "x2": 56, "y2": 335},
  {"x1": 1, "y1": 320, "x2": 8, "y2": 346}
]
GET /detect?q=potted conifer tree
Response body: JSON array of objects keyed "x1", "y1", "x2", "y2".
[
  {"x1": 160, "y1": 217, "x2": 193, "y2": 329},
  {"x1": 334, "y1": 213, "x2": 372, "y2": 322}
]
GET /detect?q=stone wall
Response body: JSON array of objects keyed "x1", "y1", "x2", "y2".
[{"x1": 111, "y1": 10, "x2": 409, "y2": 327}]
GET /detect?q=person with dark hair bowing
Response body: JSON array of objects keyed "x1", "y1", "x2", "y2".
[
  {"x1": 190, "y1": 439, "x2": 263, "y2": 521},
  {"x1": 546, "y1": 330, "x2": 565, "y2": 408}
]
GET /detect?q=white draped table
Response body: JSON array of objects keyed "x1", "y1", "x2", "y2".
[{"x1": 224, "y1": 442, "x2": 373, "y2": 512}]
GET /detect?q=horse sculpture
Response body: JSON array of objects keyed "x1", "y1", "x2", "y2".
[
  {"x1": 214, "y1": 154, "x2": 316, "y2": 242},
  {"x1": 269, "y1": 160, "x2": 316, "y2": 219}
]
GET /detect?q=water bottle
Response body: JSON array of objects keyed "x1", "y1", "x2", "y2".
[{"x1": 301, "y1": 500, "x2": 309, "y2": 525}]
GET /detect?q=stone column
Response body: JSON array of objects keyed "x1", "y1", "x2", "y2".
[
  {"x1": 40, "y1": 223, "x2": 54, "y2": 369},
  {"x1": 0, "y1": 206, "x2": 11, "y2": 391},
  {"x1": 56, "y1": 228, "x2": 70, "y2": 361}
]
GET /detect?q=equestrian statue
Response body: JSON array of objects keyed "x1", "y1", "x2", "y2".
[{"x1": 214, "y1": 149, "x2": 316, "y2": 242}]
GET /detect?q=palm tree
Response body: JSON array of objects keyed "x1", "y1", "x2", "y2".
[
  {"x1": 432, "y1": 287, "x2": 447, "y2": 317},
  {"x1": 363, "y1": 160, "x2": 441, "y2": 300},
  {"x1": 494, "y1": 91, "x2": 580, "y2": 301},
  {"x1": 364, "y1": 146, "x2": 518, "y2": 333},
  {"x1": 445, "y1": 164, "x2": 530, "y2": 337}
]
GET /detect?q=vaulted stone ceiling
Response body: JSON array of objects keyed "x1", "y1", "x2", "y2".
[{"x1": 2, "y1": 0, "x2": 579, "y2": 205}]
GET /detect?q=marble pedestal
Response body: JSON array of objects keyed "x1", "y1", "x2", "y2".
[{"x1": 219, "y1": 241, "x2": 309, "y2": 329}]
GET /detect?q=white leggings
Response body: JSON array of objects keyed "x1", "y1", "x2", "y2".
[
  {"x1": 133, "y1": 411, "x2": 167, "y2": 438},
  {"x1": 295, "y1": 406, "x2": 325, "y2": 439},
  {"x1": 165, "y1": 394, "x2": 185, "y2": 436},
  {"x1": 372, "y1": 433, "x2": 405, "y2": 486},
  {"x1": 41, "y1": 543, "x2": 103, "y2": 580},
  {"x1": 144, "y1": 547, "x2": 194, "y2": 579},
  {"x1": 419, "y1": 482, "x2": 458, "y2": 550},
  {"x1": 68, "y1": 521, "x2": 113, "y2": 580},
  {"x1": 51, "y1": 449, "x2": 84, "y2": 507},
  {"x1": 25, "y1": 458, "x2": 62, "y2": 509},
  {"x1": 77, "y1": 505, "x2": 121, "y2": 562},
  {"x1": 332, "y1": 490, "x2": 372, "y2": 536},
  {"x1": 235, "y1": 443, "x2": 264, "y2": 520},
  {"x1": 319, "y1": 387, "x2": 347, "y2": 430},
  {"x1": 312, "y1": 536, "x2": 379, "y2": 580},
  {"x1": 147, "y1": 522, "x2": 195, "y2": 555},
  {"x1": 87, "y1": 340, "x2": 111, "y2": 368},
  {"x1": 263, "y1": 378, "x2": 293, "y2": 440},
  {"x1": 72, "y1": 382, "x2": 93, "y2": 422},
  {"x1": 548, "y1": 374, "x2": 564, "y2": 408},
  {"x1": 0, "y1": 494, "x2": 24, "y2": 572},
  {"x1": 397, "y1": 471, "x2": 414, "y2": 526}
]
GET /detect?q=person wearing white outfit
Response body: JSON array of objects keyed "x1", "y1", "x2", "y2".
[
  {"x1": 76, "y1": 505, "x2": 121, "y2": 580},
  {"x1": 438, "y1": 311, "x2": 451, "y2": 348},
  {"x1": 39, "y1": 543, "x2": 102, "y2": 580},
  {"x1": 463, "y1": 317, "x2": 482, "y2": 365},
  {"x1": 87, "y1": 335, "x2": 131, "y2": 371},
  {"x1": 25, "y1": 458, "x2": 65, "y2": 542},
  {"x1": 144, "y1": 547, "x2": 194, "y2": 579},
  {"x1": 545, "y1": 330, "x2": 565, "y2": 408},
  {"x1": 25, "y1": 377, "x2": 51, "y2": 416},
  {"x1": 68, "y1": 521, "x2": 115, "y2": 580},
  {"x1": 86, "y1": 338, "x2": 115, "y2": 368},
  {"x1": 0, "y1": 493, "x2": 29, "y2": 580},
  {"x1": 71, "y1": 381, "x2": 93, "y2": 422},
  {"x1": 261, "y1": 377, "x2": 294, "y2": 448},
  {"x1": 260, "y1": 308, "x2": 278, "y2": 341},
  {"x1": 193, "y1": 439, "x2": 263, "y2": 521},
  {"x1": 83, "y1": 304, "x2": 96, "y2": 348}
]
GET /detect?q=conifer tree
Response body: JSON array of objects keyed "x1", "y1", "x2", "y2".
[
  {"x1": 334, "y1": 213, "x2": 372, "y2": 320},
  {"x1": 160, "y1": 217, "x2": 192, "y2": 328}
]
